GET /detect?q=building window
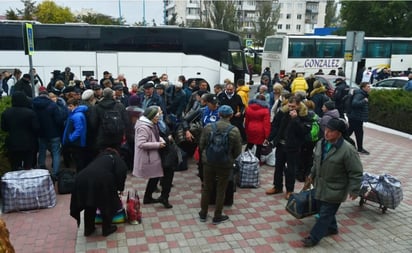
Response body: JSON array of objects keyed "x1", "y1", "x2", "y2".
[
  {"x1": 278, "y1": 24, "x2": 282, "y2": 29},
  {"x1": 286, "y1": 14, "x2": 291, "y2": 19},
  {"x1": 286, "y1": 24, "x2": 290, "y2": 30},
  {"x1": 296, "y1": 24, "x2": 301, "y2": 31},
  {"x1": 297, "y1": 14, "x2": 302, "y2": 20}
]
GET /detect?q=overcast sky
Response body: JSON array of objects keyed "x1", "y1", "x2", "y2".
[{"x1": 0, "y1": 0, "x2": 164, "y2": 25}]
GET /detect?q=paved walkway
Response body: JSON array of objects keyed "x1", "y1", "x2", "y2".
[{"x1": 1, "y1": 126, "x2": 412, "y2": 253}]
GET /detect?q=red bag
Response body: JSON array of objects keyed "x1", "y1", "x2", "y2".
[
  {"x1": 194, "y1": 146, "x2": 200, "y2": 161},
  {"x1": 126, "y1": 190, "x2": 142, "y2": 224}
]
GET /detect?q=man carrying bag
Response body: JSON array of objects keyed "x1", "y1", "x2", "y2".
[{"x1": 302, "y1": 118, "x2": 363, "y2": 247}]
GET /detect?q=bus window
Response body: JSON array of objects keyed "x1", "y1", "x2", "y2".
[
  {"x1": 264, "y1": 38, "x2": 283, "y2": 52},
  {"x1": 316, "y1": 39, "x2": 343, "y2": 58},
  {"x1": 365, "y1": 40, "x2": 391, "y2": 58},
  {"x1": 289, "y1": 39, "x2": 315, "y2": 58},
  {"x1": 231, "y1": 51, "x2": 244, "y2": 70},
  {"x1": 392, "y1": 41, "x2": 412, "y2": 54}
]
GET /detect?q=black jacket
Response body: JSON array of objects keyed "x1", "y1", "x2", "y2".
[
  {"x1": 14, "y1": 78, "x2": 33, "y2": 98},
  {"x1": 1, "y1": 92, "x2": 39, "y2": 151},
  {"x1": 269, "y1": 103, "x2": 310, "y2": 152},
  {"x1": 32, "y1": 95, "x2": 67, "y2": 139},
  {"x1": 92, "y1": 98, "x2": 129, "y2": 150},
  {"x1": 70, "y1": 151, "x2": 128, "y2": 226}
]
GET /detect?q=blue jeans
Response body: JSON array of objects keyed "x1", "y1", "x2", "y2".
[
  {"x1": 310, "y1": 200, "x2": 341, "y2": 244},
  {"x1": 38, "y1": 137, "x2": 61, "y2": 177}
]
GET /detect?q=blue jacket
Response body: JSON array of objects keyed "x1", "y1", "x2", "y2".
[
  {"x1": 201, "y1": 106, "x2": 219, "y2": 126},
  {"x1": 62, "y1": 105, "x2": 88, "y2": 147}
]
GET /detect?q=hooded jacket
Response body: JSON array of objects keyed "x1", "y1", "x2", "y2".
[
  {"x1": 236, "y1": 85, "x2": 250, "y2": 108},
  {"x1": 62, "y1": 105, "x2": 88, "y2": 147},
  {"x1": 33, "y1": 95, "x2": 67, "y2": 139},
  {"x1": 245, "y1": 99, "x2": 271, "y2": 144},
  {"x1": 269, "y1": 102, "x2": 310, "y2": 152},
  {"x1": 132, "y1": 116, "x2": 165, "y2": 179},
  {"x1": 1, "y1": 92, "x2": 39, "y2": 151}
]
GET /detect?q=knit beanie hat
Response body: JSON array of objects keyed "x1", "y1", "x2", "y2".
[
  {"x1": 324, "y1": 100, "x2": 335, "y2": 110},
  {"x1": 143, "y1": 106, "x2": 159, "y2": 120}
]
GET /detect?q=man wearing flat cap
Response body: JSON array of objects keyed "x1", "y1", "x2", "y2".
[
  {"x1": 138, "y1": 82, "x2": 167, "y2": 123},
  {"x1": 302, "y1": 117, "x2": 363, "y2": 248},
  {"x1": 198, "y1": 105, "x2": 242, "y2": 225}
]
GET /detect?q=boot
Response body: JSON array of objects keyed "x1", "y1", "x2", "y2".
[{"x1": 157, "y1": 197, "x2": 173, "y2": 209}]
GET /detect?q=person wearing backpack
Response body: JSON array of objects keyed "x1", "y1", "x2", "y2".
[
  {"x1": 332, "y1": 78, "x2": 349, "y2": 118},
  {"x1": 198, "y1": 105, "x2": 242, "y2": 225},
  {"x1": 92, "y1": 88, "x2": 129, "y2": 151}
]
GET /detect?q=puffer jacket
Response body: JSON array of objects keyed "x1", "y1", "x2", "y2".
[
  {"x1": 291, "y1": 76, "x2": 308, "y2": 93},
  {"x1": 348, "y1": 88, "x2": 369, "y2": 122},
  {"x1": 311, "y1": 137, "x2": 363, "y2": 203},
  {"x1": 245, "y1": 99, "x2": 270, "y2": 145}
]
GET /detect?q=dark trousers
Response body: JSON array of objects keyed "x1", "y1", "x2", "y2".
[
  {"x1": 144, "y1": 167, "x2": 174, "y2": 201},
  {"x1": 310, "y1": 200, "x2": 341, "y2": 243},
  {"x1": 84, "y1": 206, "x2": 112, "y2": 234},
  {"x1": 71, "y1": 147, "x2": 87, "y2": 173},
  {"x1": 8, "y1": 150, "x2": 33, "y2": 170},
  {"x1": 200, "y1": 164, "x2": 231, "y2": 218},
  {"x1": 231, "y1": 116, "x2": 246, "y2": 143},
  {"x1": 347, "y1": 118, "x2": 364, "y2": 151},
  {"x1": 273, "y1": 144, "x2": 300, "y2": 192},
  {"x1": 298, "y1": 142, "x2": 315, "y2": 181}
]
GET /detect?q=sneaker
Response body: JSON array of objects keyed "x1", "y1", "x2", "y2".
[
  {"x1": 198, "y1": 212, "x2": 207, "y2": 222},
  {"x1": 302, "y1": 236, "x2": 318, "y2": 247},
  {"x1": 358, "y1": 149, "x2": 370, "y2": 155},
  {"x1": 265, "y1": 187, "x2": 283, "y2": 195},
  {"x1": 212, "y1": 215, "x2": 229, "y2": 225}
]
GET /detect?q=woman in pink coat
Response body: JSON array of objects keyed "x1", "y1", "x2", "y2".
[
  {"x1": 132, "y1": 106, "x2": 166, "y2": 204},
  {"x1": 245, "y1": 95, "x2": 271, "y2": 161}
]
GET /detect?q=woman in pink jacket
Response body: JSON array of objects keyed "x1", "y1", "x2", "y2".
[
  {"x1": 133, "y1": 106, "x2": 166, "y2": 204},
  {"x1": 244, "y1": 95, "x2": 271, "y2": 162}
]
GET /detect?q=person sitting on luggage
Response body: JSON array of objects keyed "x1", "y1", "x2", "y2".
[
  {"x1": 302, "y1": 118, "x2": 363, "y2": 247},
  {"x1": 198, "y1": 105, "x2": 242, "y2": 225},
  {"x1": 70, "y1": 148, "x2": 128, "y2": 237}
]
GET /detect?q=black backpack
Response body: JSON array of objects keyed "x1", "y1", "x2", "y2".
[
  {"x1": 342, "y1": 89, "x2": 355, "y2": 114},
  {"x1": 206, "y1": 123, "x2": 234, "y2": 163},
  {"x1": 101, "y1": 110, "x2": 125, "y2": 135}
]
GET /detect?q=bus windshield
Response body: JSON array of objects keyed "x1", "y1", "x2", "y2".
[{"x1": 264, "y1": 37, "x2": 283, "y2": 52}]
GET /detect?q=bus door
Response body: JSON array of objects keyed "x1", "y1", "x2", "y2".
[{"x1": 96, "y1": 53, "x2": 118, "y2": 80}]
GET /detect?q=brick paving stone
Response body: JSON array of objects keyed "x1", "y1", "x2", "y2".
[{"x1": 2, "y1": 126, "x2": 412, "y2": 252}]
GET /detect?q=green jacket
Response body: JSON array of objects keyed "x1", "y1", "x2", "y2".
[
  {"x1": 199, "y1": 118, "x2": 242, "y2": 167},
  {"x1": 311, "y1": 137, "x2": 363, "y2": 203}
]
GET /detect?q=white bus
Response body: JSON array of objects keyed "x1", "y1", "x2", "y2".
[
  {"x1": 262, "y1": 34, "x2": 412, "y2": 78},
  {"x1": 0, "y1": 22, "x2": 247, "y2": 85}
]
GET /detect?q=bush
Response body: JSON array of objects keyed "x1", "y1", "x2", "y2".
[
  {"x1": 0, "y1": 96, "x2": 12, "y2": 177},
  {"x1": 368, "y1": 89, "x2": 412, "y2": 134}
]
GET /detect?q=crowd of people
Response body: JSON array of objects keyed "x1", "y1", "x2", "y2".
[{"x1": 0, "y1": 65, "x2": 368, "y2": 246}]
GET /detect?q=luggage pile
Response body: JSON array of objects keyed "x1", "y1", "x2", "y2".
[
  {"x1": 359, "y1": 172, "x2": 403, "y2": 213},
  {"x1": 1, "y1": 169, "x2": 56, "y2": 213}
]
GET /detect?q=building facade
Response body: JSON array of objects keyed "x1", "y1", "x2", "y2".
[{"x1": 164, "y1": 0, "x2": 327, "y2": 36}]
